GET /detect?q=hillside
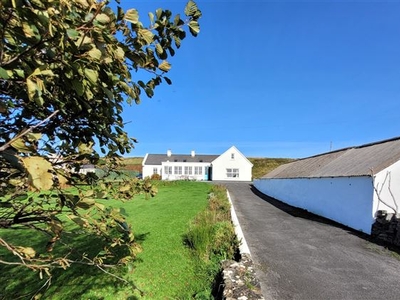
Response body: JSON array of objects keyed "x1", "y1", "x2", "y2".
[
  {"x1": 249, "y1": 157, "x2": 293, "y2": 179},
  {"x1": 120, "y1": 157, "x2": 293, "y2": 179},
  {"x1": 119, "y1": 157, "x2": 143, "y2": 173}
]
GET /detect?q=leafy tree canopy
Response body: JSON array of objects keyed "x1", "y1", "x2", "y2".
[{"x1": 0, "y1": 0, "x2": 201, "y2": 282}]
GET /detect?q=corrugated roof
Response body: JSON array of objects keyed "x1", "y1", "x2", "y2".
[
  {"x1": 143, "y1": 154, "x2": 219, "y2": 165},
  {"x1": 263, "y1": 137, "x2": 400, "y2": 179}
]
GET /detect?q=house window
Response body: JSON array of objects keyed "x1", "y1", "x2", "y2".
[
  {"x1": 194, "y1": 166, "x2": 202, "y2": 175},
  {"x1": 174, "y1": 166, "x2": 182, "y2": 175},
  {"x1": 184, "y1": 166, "x2": 192, "y2": 175},
  {"x1": 226, "y1": 168, "x2": 239, "y2": 178},
  {"x1": 231, "y1": 153, "x2": 235, "y2": 159},
  {"x1": 153, "y1": 167, "x2": 158, "y2": 174},
  {"x1": 164, "y1": 166, "x2": 172, "y2": 175}
]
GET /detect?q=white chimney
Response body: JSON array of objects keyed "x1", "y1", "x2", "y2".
[
  {"x1": 167, "y1": 149, "x2": 172, "y2": 157},
  {"x1": 191, "y1": 150, "x2": 195, "y2": 157}
]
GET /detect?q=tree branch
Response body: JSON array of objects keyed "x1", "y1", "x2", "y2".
[
  {"x1": 0, "y1": 8, "x2": 14, "y2": 64},
  {"x1": 0, "y1": 109, "x2": 59, "y2": 152}
]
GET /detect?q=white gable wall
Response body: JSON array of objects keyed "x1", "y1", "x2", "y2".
[
  {"x1": 142, "y1": 164, "x2": 161, "y2": 178},
  {"x1": 211, "y1": 146, "x2": 253, "y2": 181},
  {"x1": 254, "y1": 176, "x2": 374, "y2": 234},
  {"x1": 373, "y1": 159, "x2": 400, "y2": 215},
  {"x1": 142, "y1": 154, "x2": 161, "y2": 178}
]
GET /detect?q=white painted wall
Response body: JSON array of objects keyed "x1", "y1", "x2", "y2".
[
  {"x1": 142, "y1": 164, "x2": 161, "y2": 178},
  {"x1": 254, "y1": 176, "x2": 374, "y2": 234},
  {"x1": 373, "y1": 160, "x2": 400, "y2": 215},
  {"x1": 212, "y1": 146, "x2": 253, "y2": 181},
  {"x1": 161, "y1": 161, "x2": 211, "y2": 181}
]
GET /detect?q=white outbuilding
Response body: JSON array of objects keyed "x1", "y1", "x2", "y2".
[
  {"x1": 254, "y1": 137, "x2": 400, "y2": 234},
  {"x1": 142, "y1": 146, "x2": 253, "y2": 181}
]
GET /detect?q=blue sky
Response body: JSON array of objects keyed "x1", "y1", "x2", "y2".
[{"x1": 120, "y1": 0, "x2": 400, "y2": 158}]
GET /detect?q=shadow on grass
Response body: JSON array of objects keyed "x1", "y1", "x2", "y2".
[
  {"x1": 248, "y1": 184, "x2": 400, "y2": 255},
  {"x1": 0, "y1": 228, "x2": 147, "y2": 300}
]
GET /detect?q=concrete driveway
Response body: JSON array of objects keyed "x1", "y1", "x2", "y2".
[{"x1": 224, "y1": 181, "x2": 400, "y2": 300}]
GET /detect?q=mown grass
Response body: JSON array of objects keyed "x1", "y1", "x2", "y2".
[{"x1": 0, "y1": 181, "x2": 219, "y2": 299}]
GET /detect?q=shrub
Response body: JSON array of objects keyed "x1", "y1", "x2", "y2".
[{"x1": 150, "y1": 173, "x2": 161, "y2": 180}]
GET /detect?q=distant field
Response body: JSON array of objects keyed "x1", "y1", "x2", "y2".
[
  {"x1": 121, "y1": 157, "x2": 143, "y2": 165},
  {"x1": 120, "y1": 157, "x2": 143, "y2": 172},
  {"x1": 121, "y1": 157, "x2": 293, "y2": 179}
]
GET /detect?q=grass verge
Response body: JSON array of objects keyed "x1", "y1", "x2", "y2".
[
  {"x1": 184, "y1": 184, "x2": 239, "y2": 298},
  {"x1": 0, "y1": 181, "x2": 220, "y2": 299}
]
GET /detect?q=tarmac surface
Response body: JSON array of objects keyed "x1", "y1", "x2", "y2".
[{"x1": 223, "y1": 181, "x2": 400, "y2": 300}]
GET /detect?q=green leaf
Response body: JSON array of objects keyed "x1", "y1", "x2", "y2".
[
  {"x1": 185, "y1": 1, "x2": 199, "y2": 17},
  {"x1": 22, "y1": 22, "x2": 36, "y2": 38},
  {"x1": 124, "y1": 9, "x2": 139, "y2": 23},
  {"x1": 16, "y1": 246, "x2": 36, "y2": 259},
  {"x1": 0, "y1": 67, "x2": 9, "y2": 79},
  {"x1": 11, "y1": 138, "x2": 32, "y2": 153},
  {"x1": 138, "y1": 29, "x2": 154, "y2": 44},
  {"x1": 156, "y1": 8, "x2": 163, "y2": 20},
  {"x1": 164, "y1": 76, "x2": 172, "y2": 85},
  {"x1": 26, "y1": 133, "x2": 42, "y2": 142},
  {"x1": 84, "y1": 69, "x2": 98, "y2": 85},
  {"x1": 96, "y1": 13, "x2": 110, "y2": 24},
  {"x1": 76, "y1": 198, "x2": 95, "y2": 209},
  {"x1": 26, "y1": 78, "x2": 37, "y2": 101},
  {"x1": 158, "y1": 60, "x2": 171, "y2": 72},
  {"x1": 72, "y1": 79, "x2": 84, "y2": 96},
  {"x1": 148, "y1": 12, "x2": 154, "y2": 24},
  {"x1": 188, "y1": 20, "x2": 200, "y2": 36},
  {"x1": 174, "y1": 14, "x2": 181, "y2": 26},
  {"x1": 155, "y1": 43, "x2": 164, "y2": 58},
  {"x1": 173, "y1": 35, "x2": 181, "y2": 48},
  {"x1": 66, "y1": 28, "x2": 80, "y2": 39},
  {"x1": 22, "y1": 156, "x2": 53, "y2": 190},
  {"x1": 30, "y1": 66, "x2": 55, "y2": 77},
  {"x1": 115, "y1": 47, "x2": 125, "y2": 60},
  {"x1": 8, "y1": 178, "x2": 24, "y2": 187},
  {"x1": 87, "y1": 48, "x2": 102, "y2": 60},
  {"x1": 78, "y1": 142, "x2": 93, "y2": 154},
  {"x1": 67, "y1": 215, "x2": 89, "y2": 227}
]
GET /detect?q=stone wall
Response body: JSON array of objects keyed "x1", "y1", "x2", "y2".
[
  {"x1": 218, "y1": 254, "x2": 265, "y2": 300},
  {"x1": 371, "y1": 210, "x2": 400, "y2": 246}
]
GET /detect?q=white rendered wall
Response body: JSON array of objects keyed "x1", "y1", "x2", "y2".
[
  {"x1": 212, "y1": 146, "x2": 253, "y2": 181},
  {"x1": 161, "y1": 162, "x2": 211, "y2": 181},
  {"x1": 142, "y1": 164, "x2": 161, "y2": 179},
  {"x1": 373, "y1": 160, "x2": 400, "y2": 215},
  {"x1": 254, "y1": 176, "x2": 374, "y2": 234}
]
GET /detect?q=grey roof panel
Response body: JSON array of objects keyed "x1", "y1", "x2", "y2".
[
  {"x1": 144, "y1": 154, "x2": 219, "y2": 165},
  {"x1": 263, "y1": 137, "x2": 400, "y2": 179}
]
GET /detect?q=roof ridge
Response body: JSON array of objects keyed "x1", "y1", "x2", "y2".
[{"x1": 296, "y1": 136, "x2": 400, "y2": 161}]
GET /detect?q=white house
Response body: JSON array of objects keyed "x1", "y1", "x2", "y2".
[
  {"x1": 142, "y1": 146, "x2": 253, "y2": 181},
  {"x1": 254, "y1": 137, "x2": 400, "y2": 234}
]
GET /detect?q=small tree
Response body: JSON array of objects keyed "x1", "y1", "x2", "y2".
[{"x1": 0, "y1": 0, "x2": 201, "y2": 281}]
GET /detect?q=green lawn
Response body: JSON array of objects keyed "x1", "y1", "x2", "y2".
[{"x1": 0, "y1": 181, "x2": 212, "y2": 299}]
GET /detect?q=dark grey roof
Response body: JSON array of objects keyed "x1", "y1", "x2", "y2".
[
  {"x1": 143, "y1": 154, "x2": 219, "y2": 165},
  {"x1": 263, "y1": 137, "x2": 400, "y2": 179}
]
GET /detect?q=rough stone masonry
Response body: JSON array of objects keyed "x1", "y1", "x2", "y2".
[{"x1": 220, "y1": 254, "x2": 265, "y2": 300}]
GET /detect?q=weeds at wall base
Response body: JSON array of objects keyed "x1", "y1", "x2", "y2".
[{"x1": 183, "y1": 185, "x2": 240, "y2": 298}]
